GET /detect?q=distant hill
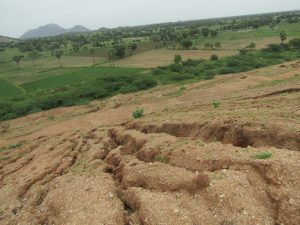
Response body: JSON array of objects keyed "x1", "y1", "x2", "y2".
[
  {"x1": 0, "y1": 35, "x2": 18, "y2": 43},
  {"x1": 20, "y1": 24, "x2": 90, "y2": 39}
]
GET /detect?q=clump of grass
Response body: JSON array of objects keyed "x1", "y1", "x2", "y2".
[
  {"x1": 212, "y1": 101, "x2": 221, "y2": 109},
  {"x1": 154, "y1": 154, "x2": 168, "y2": 163},
  {"x1": 0, "y1": 156, "x2": 11, "y2": 161},
  {"x1": 132, "y1": 108, "x2": 144, "y2": 119},
  {"x1": 179, "y1": 85, "x2": 186, "y2": 91},
  {"x1": 48, "y1": 115, "x2": 55, "y2": 120},
  {"x1": 0, "y1": 141, "x2": 23, "y2": 152},
  {"x1": 254, "y1": 151, "x2": 273, "y2": 159},
  {"x1": 195, "y1": 140, "x2": 205, "y2": 146},
  {"x1": 71, "y1": 159, "x2": 89, "y2": 174}
]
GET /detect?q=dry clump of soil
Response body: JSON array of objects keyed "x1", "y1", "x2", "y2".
[{"x1": 0, "y1": 62, "x2": 300, "y2": 225}]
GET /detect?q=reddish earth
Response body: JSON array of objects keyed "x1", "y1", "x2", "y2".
[{"x1": 0, "y1": 61, "x2": 300, "y2": 225}]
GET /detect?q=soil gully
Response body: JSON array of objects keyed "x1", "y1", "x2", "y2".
[
  {"x1": 126, "y1": 120, "x2": 300, "y2": 151},
  {"x1": 103, "y1": 129, "x2": 279, "y2": 225}
]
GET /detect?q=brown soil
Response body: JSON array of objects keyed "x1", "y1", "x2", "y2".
[{"x1": 0, "y1": 61, "x2": 300, "y2": 225}]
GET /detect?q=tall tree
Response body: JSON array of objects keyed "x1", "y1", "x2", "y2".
[
  {"x1": 55, "y1": 50, "x2": 63, "y2": 68},
  {"x1": 214, "y1": 42, "x2": 221, "y2": 49},
  {"x1": 12, "y1": 55, "x2": 22, "y2": 69},
  {"x1": 90, "y1": 47, "x2": 96, "y2": 65},
  {"x1": 128, "y1": 43, "x2": 137, "y2": 55},
  {"x1": 28, "y1": 51, "x2": 39, "y2": 67},
  {"x1": 280, "y1": 31, "x2": 287, "y2": 43},
  {"x1": 107, "y1": 49, "x2": 116, "y2": 68},
  {"x1": 201, "y1": 28, "x2": 210, "y2": 37}
]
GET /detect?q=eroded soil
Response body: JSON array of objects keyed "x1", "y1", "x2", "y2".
[{"x1": 0, "y1": 61, "x2": 300, "y2": 225}]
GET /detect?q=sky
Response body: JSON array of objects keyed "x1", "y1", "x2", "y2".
[{"x1": 1, "y1": 0, "x2": 300, "y2": 38}]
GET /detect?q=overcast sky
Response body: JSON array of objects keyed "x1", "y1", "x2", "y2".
[{"x1": 1, "y1": 0, "x2": 300, "y2": 38}]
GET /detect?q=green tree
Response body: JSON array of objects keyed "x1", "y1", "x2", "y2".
[
  {"x1": 151, "y1": 35, "x2": 161, "y2": 48},
  {"x1": 12, "y1": 55, "x2": 22, "y2": 69},
  {"x1": 210, "y1": 30, "x2": 218, "y2": 37},
  {"x1": 90, "y1": 47, "x2": 96, "y2": 65},
  {"x1": 210, "y1": 54, "x2": 218, "y2": 61},
  {"x1": 246, "y1": 42, "x2": 256, "y2": 49},
  {"x1": 128, "y1": 43, "x2": 137, "y2": 55},
  {"x1": 28, "y1": 51, "x2": 39, "y2": 67},
  {"x1": 114, "y1": 45, "x2": 126, "y2": 58},
  {"x1": 214, "y1": 42, "x2": 221, "y2": 49},
  {"x1": 181, "y1": 40, "x2": 193, "y2": 49},
  {"x1": 174, "y1": 55, "x2": 182, "y2": 64},
  {"x1": 280, "y1": 31, "x2": 287, "y2": 43},
  {"x1": 201, "y1": 28, "x2": 210, "y2": 37},
  {"x1": 107, "y1": 49, "x2": 116, "y2": 68},
  {"x1": 55, "y1": 50, "x2": 63, "y2": 68}
]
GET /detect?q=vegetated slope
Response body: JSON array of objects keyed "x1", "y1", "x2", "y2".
[
  {"x1": 0, "y1": 60, "x2": 299, "y2": 225},
  {"x1": 20, "y1": 24, "x2": 90, "y2": 39},
  {"x1": 0, "y1": 76, "x2": 24, "y2": 98}
]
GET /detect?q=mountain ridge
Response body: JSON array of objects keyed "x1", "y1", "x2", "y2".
[{"x1": 20, "y1": 24, "x2": 90, "y2": 39}]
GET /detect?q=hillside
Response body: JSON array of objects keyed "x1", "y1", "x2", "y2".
[
  {"x1": 0, "y1": 61, "x2": 299, "y2": 224},
  {"x1": 0, "y1": 35, "x2": 17, "y2": 43},
  {"x1": 20, "y1": 24, "x2": 90, "y2": 39}
]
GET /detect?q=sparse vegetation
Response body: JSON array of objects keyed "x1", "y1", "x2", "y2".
[
  {"x1": 132, "y1": 108, "x2": 144, "y2": 119},
  {"x1": 154, "y1": 154, "x2": 168, "y2": 163},
  {"x1": 212, "y1": 101, "x2": 221, "y2": 109},
  {"x1": 254, "y1": 151, "x2": 273, "y2": 159}
]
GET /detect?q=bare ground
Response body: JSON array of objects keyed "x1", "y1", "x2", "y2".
[{"x1": 0, "y1": 60, "x2": 300, "y2": 225}]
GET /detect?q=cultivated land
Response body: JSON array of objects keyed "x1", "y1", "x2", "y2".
[
  {"x1": 0, "y1": 11, "x2": 300, "y2": 225},
  {"x1": 108, "y1": 49, "x2": 237, "y2": 68},
  {"x1": 0, "y1": 60, "x2": 300, "y2": 225}
]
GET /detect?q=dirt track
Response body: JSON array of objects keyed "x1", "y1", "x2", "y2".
[{"x1": 0, "y1": 61, "x2": 300, "y2": 225}]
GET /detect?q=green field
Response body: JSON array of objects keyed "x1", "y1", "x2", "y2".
[
  {"x1": 0, "y1": 76, "x2": 25, "y2": 98},
  {"x1": 21, "y1": 67, "x2": 146, "y2": 92},
  {"x1": 0, "y1": 12, "x2": 300, "y2": 121}
]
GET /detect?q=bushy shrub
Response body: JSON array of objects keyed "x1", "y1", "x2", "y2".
[
  {"x1": 210, "y1": 54, "x2": 219, "y2": 61},
  {"x1": 182, "y1": 59, "x2": 205, "y2": 67},
  {"x1": 169, "y1": 63, "x2": 183, "y2": 72}
]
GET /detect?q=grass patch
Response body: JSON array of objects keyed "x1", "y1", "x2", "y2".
[
  {"x1": 253, "y1": 151, "x2": 273, "y2": 160},
  {"x1": 0, "y1": 141, "x2": 23, "y2": 152},
  {"x1": 0, "y1": 76, "x2": 25, "y2": 98},
  {"x1": 71, "y1": 159, "x2": 89, "y2": 174},
  {"x1": 0, "y1": 156, "x2": 11, "y2": 161},
  {"x1": 154, "y1": 154, "x2": 168, "y2": 163},
  {"x1": 132, "y1": 108, "x2": 144, "y2": 119},
  {"x1": 212, "y1": 101, "x2": 221, "y2": 109}
]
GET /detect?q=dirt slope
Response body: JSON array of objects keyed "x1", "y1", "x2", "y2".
[{"x1": 0, "y1": 61, "x2": 300, "y2": 225}]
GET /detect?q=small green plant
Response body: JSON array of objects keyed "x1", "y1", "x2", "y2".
[
  {"x1": 179, "y1": 85, "x2": 186, "y2": 91},
  {"x1": 132, "y1": 108, "x2": 144, "y2": 119},
  {"x1": 154, "y1": 154, "x2": 167, "y2": 163},
  {"x1": 195, "y1": 140, "x2": 205, "y2": 146},
  {"x1": 212, "y1": 101, "x2": 221, "y2": 109},
  {"x1": 0, "y1": 142, "x2": 23, "y2": 152},
  {"x1": 254, "y1": 151, "x2": 273, "y2": 160},
  {"x1": 210, "y1": 54, "x2": 219, "y2": 61},
  {"x1": 48, "y1": 115, "x2": 55, "y2": 120},
  {"x1": 71, "y1": 159, "x2": 89, "y2": 174},
  {"x1": 0, "y1": 156, "x2": 11, "y2": 161}
]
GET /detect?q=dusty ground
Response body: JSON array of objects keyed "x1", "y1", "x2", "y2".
[{"x1": 0, "y1": 60, "x2": 300, "y2": 225}]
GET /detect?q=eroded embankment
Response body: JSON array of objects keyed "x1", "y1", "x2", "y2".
[
  {"x1": 103, "y1": 127, "x2": 300, "y2": 225},
  {"x1": 125, "y1": 119, "x2": 300, "y2": 151},
  {"x1": 0, "y1": 124, "x2": 299, "y2": 225}
]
